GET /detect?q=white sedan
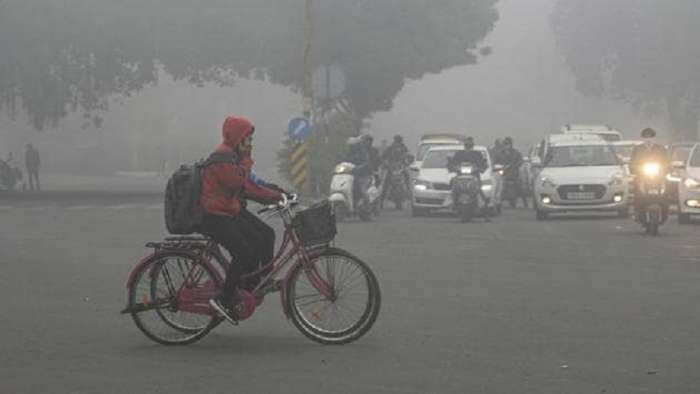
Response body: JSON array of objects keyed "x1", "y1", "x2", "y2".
[
  {"x1": 411, "y1": 145, "x2": 502, "y2": 216},
  {"x1": 533, "y1": 139, "x2": 629, "y2": 220},
  {"x1": 678, "y1": 143, "x2": 700, "y2": 224}
]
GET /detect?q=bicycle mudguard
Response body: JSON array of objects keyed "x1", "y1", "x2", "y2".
[{"x1": 125, "y1": 253, "x2": 157, "y2": 289}]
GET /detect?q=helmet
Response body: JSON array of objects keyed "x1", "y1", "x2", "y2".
[
  {"x1": 503, "y1": 136, "x2": 513, "y2": 146},
  {"x1": 393, "y1": 134, "x2": 403, "y2": 143},
  {"x1": 641, "y1": 128, "x2": 656, "y2": 138}
]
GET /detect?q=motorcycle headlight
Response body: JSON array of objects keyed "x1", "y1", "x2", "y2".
[
  {"x1": 481, "y1": 180, "x2": 493, "y2": 192},
  {"x1": 609, "y1": 173, "x2": 625, "y2": 186},
  {"x1": 685, "y1": 178, "x2": 700, "y2": 188},
  {"x1": 642, "y1": 162, "x2": 660, "y2": 178},
  {"x1": 540, "y1": 176, "x2": 557, "y2": 189},
  {"x1": 413, "y1": 179, "x2": 431, "y2": 191}
]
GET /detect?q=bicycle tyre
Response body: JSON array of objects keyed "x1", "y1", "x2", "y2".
[
  {"x1": 285, "y1": 247, "x2": 381, "y2": 345},
  {"x1": 128, "y1": 251, "x2": 222, "y2": 346}
]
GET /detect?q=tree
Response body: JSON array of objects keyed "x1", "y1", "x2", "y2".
[
  {"x1": 0, "y1": 0, "x2": 499, "y2": 131},
  {"x1": 552, "y1": 0, "x2": 700, "y2": 140}
]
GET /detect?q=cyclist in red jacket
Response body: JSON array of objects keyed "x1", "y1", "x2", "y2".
[{"x1": 200, "y1": 116, "x2": 283, "y2": 323}]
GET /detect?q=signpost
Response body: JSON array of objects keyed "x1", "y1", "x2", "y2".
[{"x1": 288, "y1": 117, "x2": 312, "y2": 194}]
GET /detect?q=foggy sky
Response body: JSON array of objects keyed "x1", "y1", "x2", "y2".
[{"x1": 0, "y1": 0, "x2": 669, "y2": 176}]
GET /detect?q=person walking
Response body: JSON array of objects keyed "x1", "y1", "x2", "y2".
[{"x1": 25, "y1": 144, "x2": 41, "y2": 191}]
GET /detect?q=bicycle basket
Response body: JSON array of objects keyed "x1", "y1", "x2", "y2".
[{"x1": 292, "y1": 200, "x2": 337, "y2": 247}]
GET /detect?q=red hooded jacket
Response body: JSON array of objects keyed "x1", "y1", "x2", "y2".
[{"x1": 200, "y1": 116, "x2": 282, "y2": 217}]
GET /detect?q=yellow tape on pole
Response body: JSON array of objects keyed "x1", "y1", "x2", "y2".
[
  {"x1": 291, "y1": 143, "x2": 308, "y2": 163},
  {"x1": 289, "y1": 141, "x2": 310, "y2": 194}
]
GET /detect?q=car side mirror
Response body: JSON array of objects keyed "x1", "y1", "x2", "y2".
[{"x1": 672, "y1": 160, "x2": 685, "y2": 169}]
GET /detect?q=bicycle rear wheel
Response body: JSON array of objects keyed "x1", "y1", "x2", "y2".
[
  {"x1": 285, "y1": 248, "x2": 381, "y2": 345},
  {"x1": 128, "y1": 251, "x2": 222, "y2": 345}
]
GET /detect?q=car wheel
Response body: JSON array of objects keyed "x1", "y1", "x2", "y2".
[{"x1": 679, "y1": 213, "x2": 691, "y2": 225}]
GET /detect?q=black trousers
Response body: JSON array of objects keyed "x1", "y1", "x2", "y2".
[{"x1": 200, "y1": 210, "x2": 275, "y2": 299}]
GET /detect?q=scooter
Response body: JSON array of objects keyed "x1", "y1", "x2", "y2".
[
  {"x1": 636, "y1": 161, "x2": 668, "y2": 236},
  {"x1": 329, "y1": 162, "x2": 380, "y2": 222},
  {"x1": 450, "y1": 165, "x2": 485, "y2": 223}
]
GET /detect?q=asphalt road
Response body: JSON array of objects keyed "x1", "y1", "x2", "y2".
[{"x1": 1, "y1": 198, "x2": 700, "y2": 394}]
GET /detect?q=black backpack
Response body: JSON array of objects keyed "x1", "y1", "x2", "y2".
[{"x1": 164, "y1": 152, "x2": 234, "y2": 234}]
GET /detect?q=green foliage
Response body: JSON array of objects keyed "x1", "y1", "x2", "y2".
[
  {"x1": 0, "y1": 0, "x2": 499, "y2": 130},
  {"x1": 552, "y1": 0, "x2": 700, "y2": 140}
]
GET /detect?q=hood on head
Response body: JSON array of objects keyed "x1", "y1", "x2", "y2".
[{"x1": 222, "y1": 116, "x2": 254, "y2": 149}]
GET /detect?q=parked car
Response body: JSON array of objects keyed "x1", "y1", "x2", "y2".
[
  {"x1": 410, "y1": 134, "x2": 468, "y2": 180},
  {"x1": 411, "y1": 145, "x2": 502, "y2": 216},
  {"x1": 561, "y1": 124, "x2": 623, "y2": 142},
  {"x1": 677, "y1": 143, "x2": 700, "y2": 224},
  {"x1": 666, "y1": 142, "x2": 697, "y2": 202},
  {"x1": 533, "y1": 138, "x2": 629, "y2": 220}
]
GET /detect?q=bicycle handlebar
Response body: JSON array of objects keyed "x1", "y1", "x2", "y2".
[{"x1": 257, "y1": 193, "x2": 299, "y2": 214}]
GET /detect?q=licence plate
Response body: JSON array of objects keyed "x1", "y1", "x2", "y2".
[{"x1": 567, "y1": 192, "x2": 595, "y2": 200}]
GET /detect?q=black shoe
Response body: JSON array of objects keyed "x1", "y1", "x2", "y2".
[{"x1": 209, "y1": 297, "x2": 239, "y2": 325}]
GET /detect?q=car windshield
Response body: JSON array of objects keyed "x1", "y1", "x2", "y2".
[
  {"x1": 598, "y1": 133, "x2": 621, "y2": 142},
  {"x1": 422, "y1": 149, "x2": 487, "y2": 169},
  {"x1": 671, "y1": 146, "x2": 693, "y2": 162},
  {"x1": 690, "y1": 147, "x2": 700, "y2": 167},
  {"x1": 545, "y1": 145, "x2": 619, "y2": 167},
  {"x1": 417, "y1": 142, "x2": 459, "y2": 161}
]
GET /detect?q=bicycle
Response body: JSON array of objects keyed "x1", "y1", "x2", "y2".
[{"x1": 121, "y1": 195, "x2": 381, "y2": 346}]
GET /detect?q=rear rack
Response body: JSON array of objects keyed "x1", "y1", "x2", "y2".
[{"x1": 145, "y1": 235, "x2": 212, "y2": 249}]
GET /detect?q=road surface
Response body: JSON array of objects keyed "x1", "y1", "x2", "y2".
[{"x1": 1, "y1": 198, "x2": 699, "y2": 393}]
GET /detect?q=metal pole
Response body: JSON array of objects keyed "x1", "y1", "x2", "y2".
[{"x1": 303, "y1": 0, "x2": 313, "y2": 119}]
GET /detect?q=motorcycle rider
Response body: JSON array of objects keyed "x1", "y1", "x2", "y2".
[
  {"x1": 200, "y1": 116, "x2": 285, "y2": 324},
  {"x1": 500, "y1": 137, "x2": 528, "y2": 208},
  {"x1": 347, "y1": 135, "x2": 374, "y2": 207},
  {"x1": 380, "y1": 135, "x2": 410, "y2": 206},
  {"x1": 449, "y1": 137, "x2": 491, "y2": 221},
  {"x1": 629, "y1": 127, "x2": 670, "y2": 223}
]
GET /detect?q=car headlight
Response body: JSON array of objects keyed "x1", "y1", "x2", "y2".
[
  {"x1": 642, "y1": 162, "x2": 660, "y2": 178},
  {"x1": 413, "y1": 179, "x2": 431, "y2": 191},
  {"x1": 540, "y1": 176, "x2": 557, "y2": 189},
  {"x1": 609, "y1": 173, "x2": 625, "y2": 186},
  {"x1": 685, "y1": 178, "x2": 700, "y2": 188}
]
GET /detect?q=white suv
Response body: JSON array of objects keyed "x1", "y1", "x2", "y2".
[
  {"x1": 678, "y1": 143, "x2": 700, "y2": 224},
  {"x1": 533, "y1": 139, "x2": 629, "y2": 220}
]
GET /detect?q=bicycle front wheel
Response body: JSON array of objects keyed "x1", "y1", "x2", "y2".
[{"x1": 285, "y1": 248, "x2": 381, "y2": 345}]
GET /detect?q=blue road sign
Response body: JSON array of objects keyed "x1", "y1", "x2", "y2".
[{"x1": 288, "y1": 117, "x2": 312, "y2": 141}]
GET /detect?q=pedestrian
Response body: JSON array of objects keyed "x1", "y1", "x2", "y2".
[{"x1": 25, "y1": 143, "x2": 41, "y2": 191}]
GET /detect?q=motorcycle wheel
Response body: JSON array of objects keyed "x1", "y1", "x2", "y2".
[{"x1": 332, "y1": 202, "x2": 348, "y2": 223}]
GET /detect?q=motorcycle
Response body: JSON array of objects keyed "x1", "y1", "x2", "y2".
[
  {"x1": 450, "y1": 165, "x2": 485, "y2": 223},
  {"x1": 381, "y1": 161, "x2": 409, "y2": 210},
  {"x1": 0, "y1": 160, "x2": 21, "y2": 191},
  {"x1": 329, "y1": 162, "x2": 380, "y2": 222},
  {"x1": 636, "y1": 161, "x2": 668, "y2": 236}
]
